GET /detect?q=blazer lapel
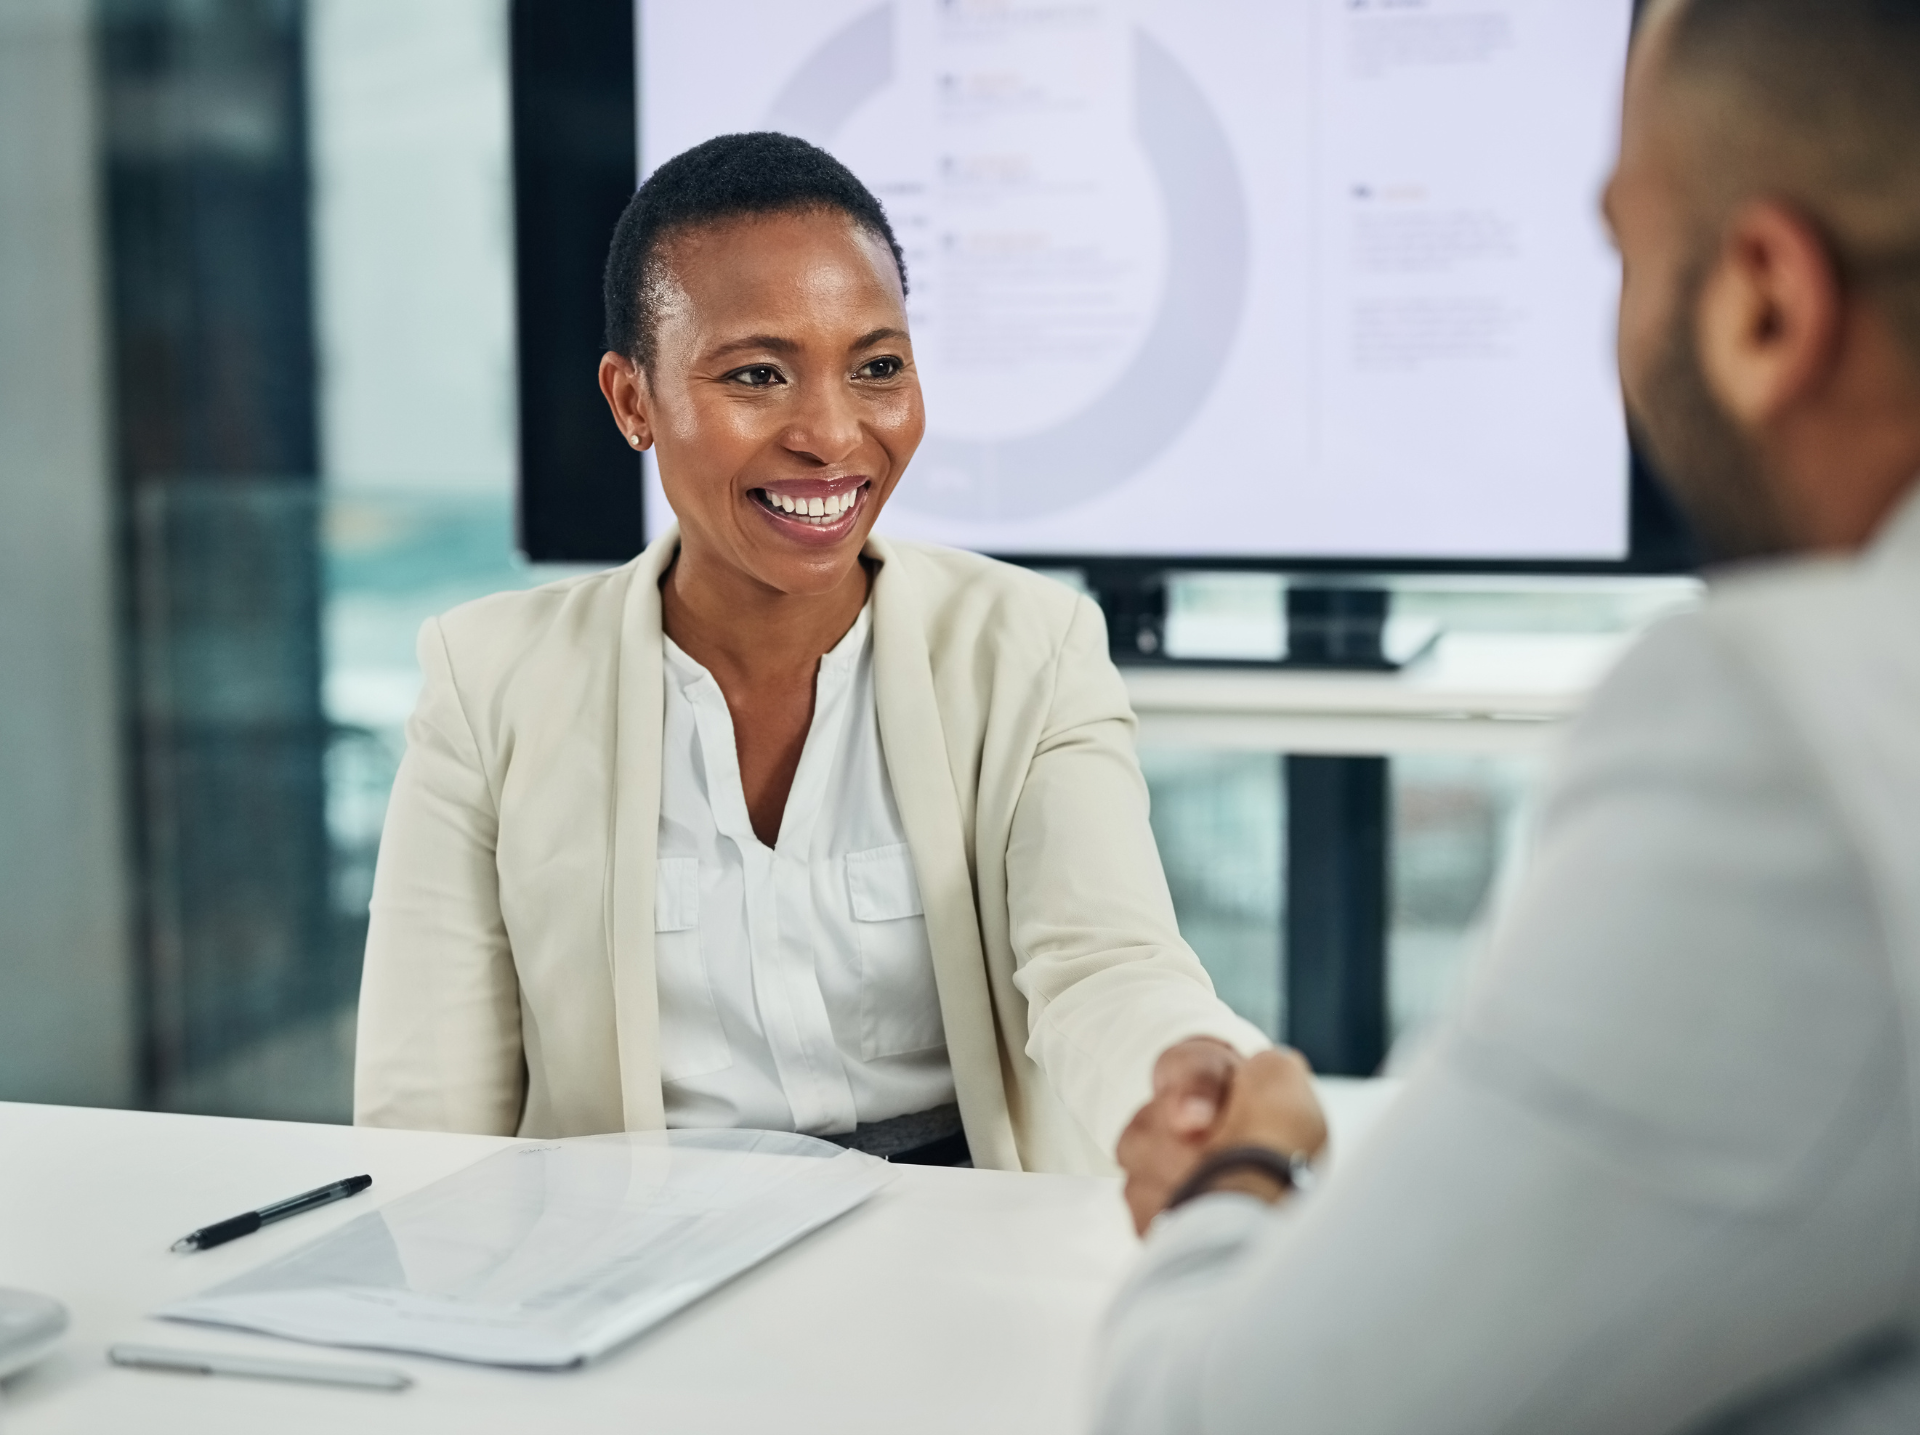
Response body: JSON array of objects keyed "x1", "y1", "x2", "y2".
[
  {"x1": 606, "y1": 526, "x2": 681, "y2": 1131},
  {"x1": 867, "y1": 536, "x2": 1020, "y2": 1169}
]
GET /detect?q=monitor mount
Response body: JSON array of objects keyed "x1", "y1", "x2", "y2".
[{"x1": 1088, "y1": 569, "x2": 1428, "y2": 673}]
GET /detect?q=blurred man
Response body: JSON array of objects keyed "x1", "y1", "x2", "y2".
[{"x1": 1100, "y1": 1, "x2": 1920, "y2": 1430}]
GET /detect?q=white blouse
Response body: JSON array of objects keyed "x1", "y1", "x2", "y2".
[{"x1": 655, "y1": 605, "x2": 957, "y2": 1135}]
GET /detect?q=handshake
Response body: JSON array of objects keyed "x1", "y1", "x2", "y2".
[{"x1": 1116, "y1": 1039, "x2": 1330, "y2": 1235}]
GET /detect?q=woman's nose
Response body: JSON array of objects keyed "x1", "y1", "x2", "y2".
[{"x1": 779, "y1": 382, "x2": 864, "y2": 467}]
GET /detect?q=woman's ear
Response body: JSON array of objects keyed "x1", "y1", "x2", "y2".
[{"x1": 598, "y1": 351, "x2": 655, "y2": 451}]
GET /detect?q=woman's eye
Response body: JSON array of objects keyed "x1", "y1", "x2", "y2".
[
  {"x1": 858, "y1": 356, "x2": 903, "y2": 380},
  {"x1": 728, "y1": 364, "x2": 784, "y2": 388}
]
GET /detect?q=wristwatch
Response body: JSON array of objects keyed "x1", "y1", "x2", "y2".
[{"x1": 1165, "y1": 1145, "x2": 1317, "y2": 1212}]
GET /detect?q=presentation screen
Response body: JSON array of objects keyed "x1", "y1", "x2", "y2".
[{"x1": 636, "y1": 0, "x2": 1633, "y2": 564}]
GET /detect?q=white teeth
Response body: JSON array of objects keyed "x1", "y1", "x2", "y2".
[{"x1": 762, "y1": 488, "x2": 862, "y2": 522}]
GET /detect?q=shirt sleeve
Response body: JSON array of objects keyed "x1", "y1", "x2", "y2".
[
  {"x1": 1092, "y1": 615, "x2": 1916, "y2": 1435},
  {"x1": 1006, "y1": 593, "x2": 1271, "y2": 1156},
  {"x1": 353, "y1": 616, "x2": 526, "y2": 1135}
]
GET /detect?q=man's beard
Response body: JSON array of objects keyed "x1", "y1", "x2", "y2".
[{"x1": 1628, "y1": 270, "x2": 1795, "y2": 565}]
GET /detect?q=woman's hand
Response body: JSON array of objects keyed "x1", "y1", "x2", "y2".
[
  {"x1": 1116, "y1": 1044, "x2": 1328, "y2": 1235},
  {"x1": 1115, "y1": 1038, "x2": 1243, "y2": 1235}
]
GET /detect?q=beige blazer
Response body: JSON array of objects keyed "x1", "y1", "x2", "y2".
[{"x1": 354, "y1": 529, "x2": 1267, "y2": 1173}]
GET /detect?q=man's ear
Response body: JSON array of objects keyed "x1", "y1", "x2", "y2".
[
  {"x1": 1696, "y1": 199, "x2": 1844, "y2": 430},
  {"x1": 597, "y1": 352, "x2": 655, "y2": 452}
]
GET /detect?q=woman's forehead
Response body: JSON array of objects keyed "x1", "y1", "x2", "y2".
[{"x1": 655, "y1": 210, "x2": 905, "y2": 332}]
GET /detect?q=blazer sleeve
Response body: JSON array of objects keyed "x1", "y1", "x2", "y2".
[
  {"x1": 1006, "y1": 594, "x2": 1271, "y2": 1154},
  {"x1": 353, "y1": 617, "x2": 526, "y2": 1134}
]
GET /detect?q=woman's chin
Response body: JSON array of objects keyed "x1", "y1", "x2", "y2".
[
  {"x1": 672, "y1": 488, "x2": 882, "y2": 600},
  {"x1": 734, "y1": 523, "x2": 871, "y2": 597}
]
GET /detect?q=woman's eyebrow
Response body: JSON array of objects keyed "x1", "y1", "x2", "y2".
[
  {"x1": 702, "y1": 327, "x2": 907, "y2": 363},
  {"x1": 849, "y1": 326, "x2": 907, "y2": 351},
  {"x1": 705, "y1": 333, "x2": 801, "y2": 361}
]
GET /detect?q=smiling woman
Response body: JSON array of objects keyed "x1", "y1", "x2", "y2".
[{"x1": 351, "y1": 132, "x2": 1274, "y2": 1178}]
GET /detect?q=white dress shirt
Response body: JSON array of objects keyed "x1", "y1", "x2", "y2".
[{"x1": 655, "y1": 605, "x2": 956, "y2": 1136}]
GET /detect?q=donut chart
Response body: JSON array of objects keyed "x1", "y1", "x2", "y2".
[{"x1": 763, "y1": 4, "x2": 1251, "y2": 523}]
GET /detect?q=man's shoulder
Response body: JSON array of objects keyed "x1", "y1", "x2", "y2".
[
  {"x1": 1700, "y1": 545, "x2": 1920, "y2": 840},
  {"x1": 1565, "y1": 545, "x2": 1920, "y2": 876},
  {"x1": 1566, "y1": 608, "x2": 1780, "y2": 771},
  {"x1": 1593, "y1": 545, "x2": 1918, "y2": 719},
  {"x1": 1688, "y1": 547, "x2": 1920, "y2": 734},
  {"x1": 1701, "y1": 544, "x2": 1917, "y2": 661}
]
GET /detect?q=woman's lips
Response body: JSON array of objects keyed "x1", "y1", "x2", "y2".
[{"x1": 749, "y1": 481, "x2": 869, "y2": 537}]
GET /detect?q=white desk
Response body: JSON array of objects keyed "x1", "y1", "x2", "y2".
[
  {"x1": 0, "y1": 1082, "x2": 1397, "y2": 1434},
  {"x1": 1124, "y1": 631, "x2": 1637, "y2": 757}
]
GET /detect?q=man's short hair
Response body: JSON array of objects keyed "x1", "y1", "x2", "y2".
[
  {"x1": 1665, "y1": 0, "x2": 1920, "y2": 359},
  {"x1": 602, "y1": 131, "x2": 908, "y2": 370}
]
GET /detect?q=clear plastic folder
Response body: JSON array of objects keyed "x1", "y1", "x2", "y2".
[{"x1": 159, "y1": 1129, "x2": 894, "y2": 1368}]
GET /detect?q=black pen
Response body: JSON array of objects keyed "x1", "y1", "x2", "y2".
[{"x1": 170, "y1": 1175, "x2": 373, "y2": 1252}]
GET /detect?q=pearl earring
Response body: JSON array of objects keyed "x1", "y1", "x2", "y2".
[{"x1": 627, "y1": 434, "x2": 640, "y2": 447}]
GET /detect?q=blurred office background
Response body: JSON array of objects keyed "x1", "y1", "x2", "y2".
[{"x1": 0, "y1": 0, "x2": 1690, "y2": 1123}]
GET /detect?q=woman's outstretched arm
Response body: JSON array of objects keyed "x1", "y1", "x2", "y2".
[{"x1": 1004, "y1": 594, "x2": 1270, "y2": 1157}]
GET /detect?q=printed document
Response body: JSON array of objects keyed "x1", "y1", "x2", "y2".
[{"x1": 159, "y1": 1130, "x2": 895, "y2": 1367}]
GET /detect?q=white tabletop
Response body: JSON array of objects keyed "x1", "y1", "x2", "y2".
[{"x1": 0, "y1": 1081, "x2": 1399, "y2": 1434}]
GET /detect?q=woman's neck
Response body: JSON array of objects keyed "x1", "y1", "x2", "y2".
[{"x1": 660, "y1": 543, "x2": 872, "y2": 692}]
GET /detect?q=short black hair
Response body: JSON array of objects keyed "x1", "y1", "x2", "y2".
[
  {"x1": 1664, "y1": 0, "x2": 1920, "y2": 360},
  {"x1": 602, "y1": 131, "x2": 908, "y2": 369}
]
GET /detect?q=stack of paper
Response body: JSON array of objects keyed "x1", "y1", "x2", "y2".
[{"x1": 160, "y1": 1129, "x2": 894, "y2": 1368}]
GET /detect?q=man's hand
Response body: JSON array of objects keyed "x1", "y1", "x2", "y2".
[
  {"x1": 1117, "y1": 1045, "x2": 1328, "y2": 1235},
  {"x1": 1206, "y1": 1048, "x2": 1328, "y2": 1168},
  {"x1": 1115, "y1": 1038, "x2": 1243, "y2": 1236}
]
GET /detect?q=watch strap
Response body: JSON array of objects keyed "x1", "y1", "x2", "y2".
[{"x1": 1165, "y1": 1145, "x2": 1315, "y2": 1212}]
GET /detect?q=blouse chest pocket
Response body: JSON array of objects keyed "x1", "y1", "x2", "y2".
[
  {"x1": 846, "y1": 843, "x2": 945, "y2": 1060},
  {"x1": 653, "y1": 857, "x2": 731, "y2": 1083}
]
